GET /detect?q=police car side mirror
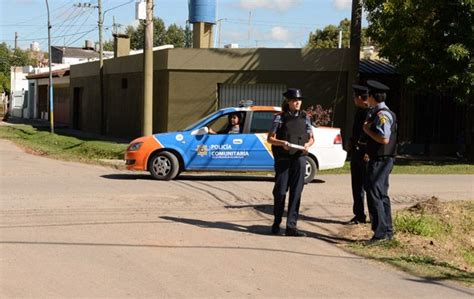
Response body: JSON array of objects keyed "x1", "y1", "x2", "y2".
[{"x1": 191, "y1": 126, "x2": 209, "y2": 136}]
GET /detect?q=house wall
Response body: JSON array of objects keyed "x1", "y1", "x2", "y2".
[{"x1": 70, "y1": 48, "x2": 352, "y2": 140}]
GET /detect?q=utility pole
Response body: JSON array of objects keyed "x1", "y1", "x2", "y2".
[
  {"x1": 45, "y1": 0, "x2": 54, "y2": 133},
  {"x1": 247, "y1": 11, "x2": 251, "y2": 48},
  {"x1": 344, "y1": 0, "x2": 363, "y2": 147},
  {"x1": 217, "y1": 18, "x2": 226, "y2": 48},
  {"x1": 14, "y1": 32, "x2": 18, "y2": 49},
  {"x1": 338, "y1": 30, "x2": 343, "y2": 48},
  {"x1": 98, "y1": 0, "x2": 105, "y2": 135},
  {"x1": 142, "y1": 0, "x2": 153, "y2": 135}
]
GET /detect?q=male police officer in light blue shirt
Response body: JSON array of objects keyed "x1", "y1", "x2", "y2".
[{"x1": 362, "y1": 80, "x2": 397, "y2": 242}]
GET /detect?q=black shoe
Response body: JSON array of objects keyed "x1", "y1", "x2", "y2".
[
  {"x1": 271, "y1": 223, "x2": 280, "y2": 235},
  {"x1": 285, "y1": 228, "x2": 307, "y2": 237},
  {"x1": 348, "y1": 216, "x2": 367, "y2": 225},
  {"x1": 365, "y1": 235, "x2": 391, "y2": 245}
]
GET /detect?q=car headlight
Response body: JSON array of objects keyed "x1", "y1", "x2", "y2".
[{"x1": 127, "y1": 142, "x2": 143, "y2": 151}]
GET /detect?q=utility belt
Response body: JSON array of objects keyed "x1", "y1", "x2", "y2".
[
  {"x1": 354, "y1": 141, "x2": 367, "y2": 152},
  {"x1": 369, "y1": 155, "x2": 395, "y2": 161}
]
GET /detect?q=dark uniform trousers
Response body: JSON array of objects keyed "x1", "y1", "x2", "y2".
[
  {"x1": 366, "y1": 157, "x2": 394, "y2": 239},
  {"x1": 272, "y1": 155, "x2": 306, "y2": 229},
  {"x1": 350, "y1": 150, "x2": 370, "y2": 220}
]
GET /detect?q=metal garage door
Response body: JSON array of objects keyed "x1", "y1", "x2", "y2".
[{"x1": 218, "y1": 83, "x2": 287, "y2": 108}]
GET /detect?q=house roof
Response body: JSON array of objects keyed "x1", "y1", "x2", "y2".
[
  {"x1": 26, "y1": 68, "x2": 70, "y2": 79},
  {"x1": 52, "y1": 46, "x2": 99, "y2": 59},
  {"x1": 359, "y1": 59, "x2": 397, "y2": 74}
]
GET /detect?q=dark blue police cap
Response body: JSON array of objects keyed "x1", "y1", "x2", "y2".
[
  {"x1": 367, "y1": 80, "x2": 390, "y2": 93},
  {"x1": 352, "y1": 84, "x2": 369, "y2": 96},
  {"x1": 283, "y1": 88, "x2": 304, "y2": 99}
]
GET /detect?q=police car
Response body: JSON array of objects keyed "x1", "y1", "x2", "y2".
[{"x1": 125, "y1": 106, "x2": 347, "y2": 183}]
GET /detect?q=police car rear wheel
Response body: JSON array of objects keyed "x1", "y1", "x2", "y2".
[
  {"x1": 304, "y1": 157, "x2": 317, "y2": 184},
  {"x1": 148, "y1": 151, "x2": 180, "y2": 180}
]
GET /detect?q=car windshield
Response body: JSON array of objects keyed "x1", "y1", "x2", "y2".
[{"x1": 179, "y1": 110, "x2": 222, "y2": 131}]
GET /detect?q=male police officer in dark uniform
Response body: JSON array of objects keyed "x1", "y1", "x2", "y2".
[
  {"x1": 348, "y1": 84, "x2": 371, "y2": 224},
  {"x1": 267, "y1": 88, "x2": 314, "y2": 237},
  {"x1": 363, "y1": 80, "x2": 397, "y2": 242}
]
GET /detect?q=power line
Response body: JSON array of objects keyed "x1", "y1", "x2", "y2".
[
  {"x1": 0, "y1": 29, "x2": 98, "y2": 42},
  {"x1": 64, "y1": 9, "x2": 96, "y2": 46}
]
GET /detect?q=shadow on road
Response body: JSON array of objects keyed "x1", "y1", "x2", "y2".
[
  {"x1": 225, "y1": 204, "x2": 348, "y2": 225},
  {"x1": 101, "y1": 174, "x2": 154, "y2": 180},
  {"x1": 101, "y1": 173, "x2": 325, "y2": 183},
  {"x1": 160, "y1": 216, "x2": 353, "y2": 244}
]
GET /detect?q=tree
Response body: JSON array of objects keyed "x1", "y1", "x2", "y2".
[
  {"x1": 364, "y1": 0, "x2": 473, "y2": 159},
  {"x1": 364, "y1": 0, "x2": 473, "y2": 100},
  {"x1": 103, "y1": 40, "x2": 114, "y2": 51},
  {"x1": 307, "y1": 18, "x2": 369, "y2": 49},
  {"x1": 184, "y1": 22, "x2": 193, "y2": 48},
  {"x1": 164, "y1": 24, "x2": 185, "y2": 48},
  {"x1": 104, "y1": 18, "x2": 189, "y2": 50},
  {"x1": 0, "y1": 42, "x2": 39, "y2": 93}
]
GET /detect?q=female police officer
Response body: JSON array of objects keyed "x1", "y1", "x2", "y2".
[{"x1": 267, "y1": 88, "x2": 314, "y2": 237}]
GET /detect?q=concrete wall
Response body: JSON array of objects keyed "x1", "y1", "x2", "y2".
[{"x1": 70, "y1": 48, "x2": 352, "y2": 140}]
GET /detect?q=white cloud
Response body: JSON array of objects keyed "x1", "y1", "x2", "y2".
[
  {"x1": 239, "y1": 0, "x2": 300, "y2": 12},
  {"x1": 270, "y1": 26, "x2": 290, "y2": 41},
  {"x1": 284, "y1": 42, "x2": 296, "y2": 48},
  {"x1": 332, "y1": 0, "x2": 351, "y2": 10}
]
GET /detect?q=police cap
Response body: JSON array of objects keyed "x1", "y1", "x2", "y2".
[
  {"x1": 352, "y1": 84, "x2": 369, "y2": 96},
  {"x1": 283, "y1": 88, "x2": 304, "y2": 100},
  {"x1": 367, "y1": 80, "x2": 390, "y2": 93}
]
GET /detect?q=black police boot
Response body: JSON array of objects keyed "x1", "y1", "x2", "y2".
[
  {"x1": 271, "y1": 223, "x2": 280, "y2": 235},
  {"x1": 285, "y1": 227, "x2": 307, "y2": 237},
  {"x1": 348, "y1": 216, "x2": 367, "y2": 225}
]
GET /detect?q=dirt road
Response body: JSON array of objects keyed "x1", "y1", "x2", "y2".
[{"x1": 1, "y1": 139, "x2": 473, "y2": 298}]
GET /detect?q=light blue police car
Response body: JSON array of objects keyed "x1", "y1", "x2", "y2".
[{"x1": 125, "y1": 105, "x2": 347, "y2": 183}]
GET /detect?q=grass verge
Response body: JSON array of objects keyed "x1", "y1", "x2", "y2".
[
  {"x1": 0, "y1": 124, "x2": 127, "y2": 164},
  {"x1": 341, "y1": 198, "x2": 474, "y2": 286}
]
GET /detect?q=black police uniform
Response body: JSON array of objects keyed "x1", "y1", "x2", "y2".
[
  {"x1": 365, "y1": 80, "x2": 397, "y2": 240},
  {"x1": 349, "y1": 84, "x2": 371, "y2": 224},
  {"x1": 269, "y1": 88, "x2": 311, "y2": 236}
]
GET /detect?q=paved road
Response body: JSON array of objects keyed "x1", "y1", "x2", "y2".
[{"x1": 0, "y1": 139, "x2": 473, "y2": 298}]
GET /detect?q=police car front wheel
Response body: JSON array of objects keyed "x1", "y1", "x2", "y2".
[{"x1": 148, "y1": 151, "x2": 180, "y2": 180}]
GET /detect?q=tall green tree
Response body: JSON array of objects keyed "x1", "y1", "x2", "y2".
[
  {"x1": 307, "y1": 18, "x2": 369, "y2": 49},
  {"x1": 364, "y1": 0, "x2": 473, "y2": 100},
  {"x1": 164, "y1": 24, "x2": 185, "y2": 48}
]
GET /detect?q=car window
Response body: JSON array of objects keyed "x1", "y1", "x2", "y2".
[
  {"x1": 250, "y1": 111, "x2": 275, "y2": 133},
  {"x1": 207, "y1": 112, "x2": 245, "y2": 134}
]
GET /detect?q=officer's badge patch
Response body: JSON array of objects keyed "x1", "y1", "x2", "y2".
[
  {"x1": 379, "y1": 115, "x2": 387, "y2": 124},
  {"x1": 196, "y1": 145, "x2": 208, "y2": 157}
]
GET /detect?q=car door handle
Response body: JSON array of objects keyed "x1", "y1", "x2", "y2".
[{"x1": 233, "y1": 139, "x2": 243, "y2": 144}]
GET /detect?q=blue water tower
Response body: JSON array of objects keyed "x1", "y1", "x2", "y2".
[{"x1": 188, "y1": 0, "x2": 216, "y2": 24}]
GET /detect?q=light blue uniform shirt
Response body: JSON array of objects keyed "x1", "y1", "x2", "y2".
[{"x1": 371, "y1": 102, "x2": 393, "y2": 139}]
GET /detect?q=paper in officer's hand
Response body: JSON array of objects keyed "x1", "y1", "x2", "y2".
[{"x1": 287, "y1": 143, "x2": 305, "y2": 150}]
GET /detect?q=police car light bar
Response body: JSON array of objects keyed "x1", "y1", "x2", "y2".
[{"x1": 239, "y1": 100, "x2": 254, "y2": 107}]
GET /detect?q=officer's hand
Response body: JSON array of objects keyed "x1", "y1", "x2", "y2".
[
  {"x1": 283, "y1": 142, "x2": 290, "y2": 151},
  {"x1": 303, "y1": 143, "x2": 310, "y2": 153}
]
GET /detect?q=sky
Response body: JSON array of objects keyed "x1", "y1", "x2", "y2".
[{"x1": 0, "y1": 0, "x2": 365, "y2": 50}]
